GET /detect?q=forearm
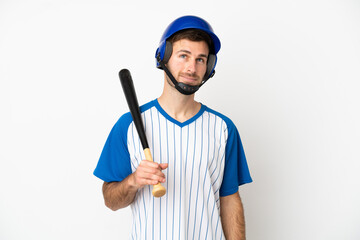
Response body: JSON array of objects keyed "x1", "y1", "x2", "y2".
[
  {"x1": 220, "y1": 192, "x2": 246, "y2": 240},
  {"x1": 102, "y1": 160, "x2": 168, "y2": 211},
  {"x1": 102, "y1": 173, "x2": 138, "y2": 211}
]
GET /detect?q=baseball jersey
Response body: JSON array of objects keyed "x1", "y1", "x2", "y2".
[{"x1": 94, "y1": 99, "x2": 252, "y2": 240}]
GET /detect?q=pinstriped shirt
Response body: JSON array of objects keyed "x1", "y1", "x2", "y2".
[{"x1": 94, "y1": 99, "x2": 252, "y2": 240}]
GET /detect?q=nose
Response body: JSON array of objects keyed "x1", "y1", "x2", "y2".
[{"x1": 185, "y1": 59, "x2": 196, "y2": 74}]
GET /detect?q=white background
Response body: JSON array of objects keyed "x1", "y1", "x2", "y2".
[{"x1": 1, "y1": 0, "x2": 359, "y2": 239}]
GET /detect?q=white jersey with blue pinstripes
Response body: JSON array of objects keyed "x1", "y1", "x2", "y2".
[{"x1": 94, "y1": 99, "x2": 252, "y2": 240}]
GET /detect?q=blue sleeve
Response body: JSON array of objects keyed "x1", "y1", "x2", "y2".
[
  {"x1": 219, "y1": 119, "x2": 252, "y2": 196},
  {"x1": 93, "y1": 113, "x2": 133, "y2": 183}
]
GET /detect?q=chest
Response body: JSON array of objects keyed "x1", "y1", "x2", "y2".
[{"x1": 127, "y1": 111, "x2": 228, "y2": 176}]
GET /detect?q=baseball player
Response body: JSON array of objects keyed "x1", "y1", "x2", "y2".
[{"x1": 94, "y1": 15, "x2": 252, "y2": 239}]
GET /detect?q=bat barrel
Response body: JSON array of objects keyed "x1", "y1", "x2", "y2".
[{"x1": 119, "y1": 69, "x2": 149, "y2": 149}]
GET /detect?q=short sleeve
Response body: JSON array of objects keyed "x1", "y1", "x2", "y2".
[
  {"x1": 93, "y1": 113, "x2": 133, "y2": 183},
  {"x1": 219, "y1": 119, "x2": 252, "y2": 196}
]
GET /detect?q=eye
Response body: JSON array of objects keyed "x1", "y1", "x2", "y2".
[{"x1": 196, "y1": 58, "x2": 206, "y2": 64}]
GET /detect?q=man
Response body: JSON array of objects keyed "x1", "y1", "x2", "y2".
[{"x1": 94, "y1": 15, "x2": 252, "y2": 239}]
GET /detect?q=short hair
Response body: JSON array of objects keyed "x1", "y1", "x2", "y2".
[{"x1": 167, "y1": 29, "x2": 214, "y2": 54}]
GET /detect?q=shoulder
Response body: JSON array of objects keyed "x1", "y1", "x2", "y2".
[
  {"x1": 114, "y1": 112, "x2": 132, "y2": 133},
  {"x1": 139, "y1": 99, "x2": 156, "y2": 113},
  {"x1": 203, "y1": 105, "x2": 237, "y2": 131},
  {"x1": 114, "y1": 100, "x2": 156, "y2": 132}
]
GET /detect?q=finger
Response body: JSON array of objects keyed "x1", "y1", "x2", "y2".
[
  {"x1": 159, "y1": 163, "x2": 168, "y2": 170},
  {"x1": 139, "y1": 161, "x2": 166, "y2": 175},
  {"x1": 136, "y1": 178, "x2": 160, "y2": 187},
  {"x1": 135, "y1": 172, "x2": 165, "y2": 185},
  {"x1": 136, "y1": 160, "x2": 167, "y2": 184},
  {"x1": 136, "y1": 164, "x2": 166, "y2": 179},
  {"x1": 140, "y1": 160, "x2": 161, "y2": 169},
  {"x1": 138, "y1": 164, "x2": 165, "y2": 177}
]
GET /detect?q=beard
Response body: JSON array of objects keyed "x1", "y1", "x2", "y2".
[{"x1": 164, "y1": 70, "x2": 204, "y2": 95}]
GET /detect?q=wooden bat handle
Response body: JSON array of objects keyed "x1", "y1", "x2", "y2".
[{"x1": 143, "y1": 148, "x2": 166, "y2": 197}]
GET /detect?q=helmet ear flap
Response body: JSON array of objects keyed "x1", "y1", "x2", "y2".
[
  {"x1": 204, "y1": 54, "x2": 217, "y2": 80},
  {"x1": 162, "y1": 41, "x2": 173, "y2": 64}
]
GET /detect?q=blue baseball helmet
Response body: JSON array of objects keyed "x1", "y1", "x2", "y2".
[{"x1": 155, "y1": 15, "x2": 221, "y2": 84}]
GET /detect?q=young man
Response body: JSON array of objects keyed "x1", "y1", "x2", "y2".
[{"x1": 94, "y1": 15, "x2": 252, "y2": 239}]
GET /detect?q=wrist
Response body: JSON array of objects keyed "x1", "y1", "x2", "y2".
[{"x1": 127, "y1": 173, "x2": 140, "y2": 191}]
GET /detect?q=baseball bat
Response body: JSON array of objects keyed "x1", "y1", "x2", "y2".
[{"x1": 119, "y1": 69, "x2": 166, "y2": 197}]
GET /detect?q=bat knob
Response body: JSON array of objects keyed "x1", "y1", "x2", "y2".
[{"x1": 152, "y1": 183, "x2": 166, "y2": 197}]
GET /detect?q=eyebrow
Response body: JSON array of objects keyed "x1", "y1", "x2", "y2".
[{"x1": 176, "y1": 50, "x2": 208, "y2": 59}]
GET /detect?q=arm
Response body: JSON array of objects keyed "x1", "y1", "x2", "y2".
[
  {"x1": 102, "y1": 160, "x2": 168, "y2": 211},
  {"x1": 102, "y1": 173, "x2": 138, "y2": 211},
  {"x1": 220, "y1": 191, "x2": 246, "y2": 240}
]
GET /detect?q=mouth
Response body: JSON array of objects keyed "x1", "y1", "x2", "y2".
[{"x1": 178, "y1": 74, "x2": 200, "y2": 85}]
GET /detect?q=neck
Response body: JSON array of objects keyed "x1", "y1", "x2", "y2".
[{"x1": 158, "y1": 80, "x2": 201, "y2": 123}]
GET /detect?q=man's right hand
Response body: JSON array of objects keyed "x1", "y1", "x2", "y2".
[
  {"x1": 102, "y1": 160, "x2": 168, "y2": 211},
  {"x1": 132, "y1": 160, "x2": 168, "y2": 189}
]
